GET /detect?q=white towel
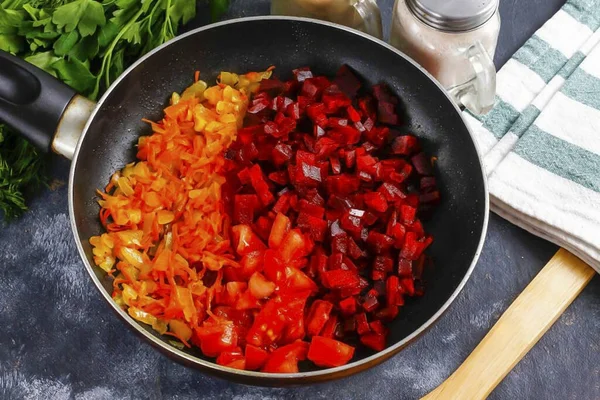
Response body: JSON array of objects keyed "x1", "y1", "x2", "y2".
[{"x1": 463, "y1": 0, "x2": 600, "y2": 273}]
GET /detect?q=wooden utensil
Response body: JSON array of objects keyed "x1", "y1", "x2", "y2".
[{"x1": 423, "y1": 248, "x2": 596, "y2": 400}]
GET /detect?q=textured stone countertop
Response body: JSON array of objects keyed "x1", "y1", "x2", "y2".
[{"x1": 1, "y1": 0, "x2": 598, "y2": 399}]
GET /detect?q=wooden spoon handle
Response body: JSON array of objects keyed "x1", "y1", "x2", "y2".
[{"x1": 422, "y1": 248, "x2": 595, "y2": 400}]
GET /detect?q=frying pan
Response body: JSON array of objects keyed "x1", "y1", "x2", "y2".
[{"x1": 0, "y1": 17, "x2": 488, "y2": 385}]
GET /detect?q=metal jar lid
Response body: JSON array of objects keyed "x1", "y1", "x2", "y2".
[{"x1": 406, "y1": 0, "x2": 499, "y2": 32}]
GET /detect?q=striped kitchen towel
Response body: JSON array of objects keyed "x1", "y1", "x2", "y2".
[{"x1": 462, "y1": 0, "x2": 600, "y2": 273}]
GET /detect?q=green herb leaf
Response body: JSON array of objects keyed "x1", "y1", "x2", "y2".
[
  {"x1": 52, "y1": 0, "x2": 106, "y2": 37},
  {"x1": 24, "y1": 50, "x2": 60, "y2": 74},
  {"x1": 53, "y1": 28, "x2": 79, "y2": 55},
  {"x1": 0, "y1": 33, "x2": 23, "y2": 53},
  {"x1": 210, "y1": 0, "x2": 229, "y2": 21},
  {"x1": 53, "y1": 57, "x2": 96, "y2": 93}
]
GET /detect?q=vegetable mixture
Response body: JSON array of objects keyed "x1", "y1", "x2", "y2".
[{"x1": 90, "y1": 65, "x2": 440, "y2": 372}]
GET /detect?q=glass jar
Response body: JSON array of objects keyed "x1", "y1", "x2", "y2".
[
  {"x1": 390, "y1": 0, "x2": 500, "y2": 114},
  {"x1": 271, "y1": 0, "x2": 383, "y2": 39}
]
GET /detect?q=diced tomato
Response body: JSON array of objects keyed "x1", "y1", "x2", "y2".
[
  {"x1": 194, "y1": 322, "x2": 238, "y2": 358},
  {"x1": 360, "y1": 332, "x2": 386, "y2": 352},
  {"x1": 245, "y1": 344, "x2": 269, "y2": 371},
  {"x1": 262, "y1": 341, "x2": 309, "y2": 373},
  {"x1": 306, "y1": 300, "x2": 334, "y2": 337},
  {"x1": 278, "y1": 229, "x2": 310, "y2": 263},
  {"x1": 308, "y1": 336, "x2": 355, "y2": 368},
  {"x1": 269, "y1": 212, "x2": 291, "y2": 249},
  {"x1": 320, "y1": 314, "x2": 339, "y2": 339},
  {"x1": 216, "y1": 349, "x2": 246, "y2": 370},
  {"x1": 232, "y1": 225, "x2": 267, "y2": 256},
  {"x1": 248, "y1": 272, "x2": 276, "y2": 299}
]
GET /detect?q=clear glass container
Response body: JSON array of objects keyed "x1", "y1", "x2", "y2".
[
  {"x1": 390, "y1": 0, "x2": 500, "y2": 114},
  {"x1": 271, "y1": 0, "x2": 383, "y2": 39}
]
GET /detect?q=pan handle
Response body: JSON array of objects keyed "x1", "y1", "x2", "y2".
[{"x1": 0, "y1": 50, "x2": 95, "y2": 160}]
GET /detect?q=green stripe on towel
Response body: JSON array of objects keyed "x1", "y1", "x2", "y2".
[
  {"x1": 558, "y1": 52, "x2": 586, "y2": 79},
  {"x1": 510, "y1": 105, "x2": 540, "y2": 138},
  {"x1": 561, "y1": 68, "x2": 600, "y2": 110},
  {"x1": 482, "y1": 98, "x2": 520, "y2": 139},
  {"x1": 514, "y1": 124, "x2": 600, "y2": 193},
  {"x1": 512, "y1": 35, "x2": 568, "y2": 82},
  {"x1": 563, "y1": 0, "x2": 600, "y2": 30}
]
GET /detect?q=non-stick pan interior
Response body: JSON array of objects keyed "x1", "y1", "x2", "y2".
[{"x1": 71, "y1": 18, "x2": 487, "y2": 377}]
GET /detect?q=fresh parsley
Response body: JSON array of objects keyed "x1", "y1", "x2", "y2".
[{"x1": 0, "y1": 0, "x2": 230, "y2": 220}]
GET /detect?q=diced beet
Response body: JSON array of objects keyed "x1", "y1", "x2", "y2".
[
  {"x1": 305, "y1": 189, "x2": 325, "y2": 206},
  {"x1": 347, "y1": 236, "x2": 365, "y2": 260},
  {"x1": 400, "y1": 232, "x2": 422, "y2": 260},
  {"x1": 330, "y1": 125, "x2": 361, "y2": 145},
  {"x1": 357, "y1": 95, "x2": 377, "y2": 119},
  {"x1": 378, "y1": 182, "x2": 406, "y2": 202},
  {"x1": 314, "y1": 124, "x2": 326, "y2": 138},
  {"x1": 377, "y1": 101, "x2": 399, "y2": 125},
  {"x1": 364, "y1": 192, "x2": 388, "y2": 213},
  {"x1": 306, "y1": 103, "x2": 328, "y2": 127},
  {"x1": 322, "y1": 85, "x2": 352, "y2": 114},
  {"x1": 366, "y1": 231, "x2": 394, "y2": 254},
  {"x1": 272, "y1": 142, "x2": 293, "y2": 166},
  {"x1": 322, "y1": 269, "x2": 360, "y2": 290},
  {"x1": 334, "y1": 65, "x2": 362, "y2": 98},
  {"x1": 420, "y1": 191, "x2": 441, "y2": 205},
  {"x1": 272, "y1": 191, "x2": 292, "y2": 214},
  {"x1": 344, "y1": 149, "x2": 356, "y2": 169},
  {"x1": 391, "y1": 135, "x2": 420, "y2": 155},
  {"x1": 411, "y1": 152, "x2": 433, "y2": 176},
  {"x1": 406, "y1": 219, "x2": 425, "y2": 238},
  {"x1": 405, "y1": 193, "x2": 419, "y2": 208},
  {"x1": 343, "y1": 316, "x2": 357, "y2": 333},
  {"x1": 326, "y1": 175, "x2": 361, "y2": 196},
  {"x1": 346, "y1": 106, "x2": 361, "y2": 122},
  {"x1": 330, "y1": 156, "x2": 342, "y2": 174},
  {"x1": 363, "y1": 117, "x2": 375, "y2": 132},
  {"x1": 372, "y1": 83, "x2": 398, "y2": 105},
  {"x1": 259, "y1": 78, "x2": 285, "y2": 94},
  {"x1": 268, "y1": 171, "x2": 289, "y2": 186},
  {"x1": 374, "y1": 305, "x2": 399, "y2": 321},
  {"x1": 386, "y1": 275, "x2": 403, "y2": 307},
  {"x1": 331, "y1": 232, "x2": 349, "y2": 254},
  {"x1": 397, "y1": 258, "x2": 413, "y2": 277},
  {"x1": 315, "y1": 137, "x2": 339, "y2": 159},
  {"x1": 340, "y1": 210, "x2": 363, "y2": 236},
  {"x1": 234, "y1": 194, "x2": 259, "y2": 224},
  {"x1": 400, "y1": 277, "x2": 415, "y2": 296},
  {"x1": 365, "y1": 126, "x2": 390, "y2": 147},
  {"x1": 361, "y1": 142, "x2": 378, "y2": 154},
  {"x1": 362, "y1": 211, "x2": 378, "y2": 226},
  {"x1": 354, "y1": 121, "x2": 366, "y2": 132},
  {"x1": 297, "y1": 213, "x2": 328, "y2": 242},
  {"x1": 285, "y1": 101, "x2": 301, "y2": 120},
  {"x1": 420, "y1": 176, "x2": 437, "y2": 192},
  {"x1": 399, "y1": 204, "x2": 417, "y2": 224},
  {"x1": 369, "y1": 320, "x2": 388, "y2": 335},
  {"x1": 248, "y1": 164, "x2": 275, "y2": 206},
  {"x1": 328, "y1": 117, "x2": 348, "y2": 128},
  {"x1": 293, "y1": 67, "x2": 313, "y2": 82},
  {"x1": 298, "y1": 199, "x2": 325, "y2": 219},
  {"x1": 301, "y1": 79, "x2": 322, "y2": 100},
  {"x1": 356, "y1": 313, "x2": 370, "y2": 335},
  {"x1": 308, "y1": 249, "x2": 328, "y2": 279}
]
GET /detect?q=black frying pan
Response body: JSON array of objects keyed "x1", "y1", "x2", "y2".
[{"x1": 0, "y1": 17, "x2": 488, "y2": 385}]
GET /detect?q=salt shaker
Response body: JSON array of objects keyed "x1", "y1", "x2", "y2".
[
  {"x1": 389, "y1": 0, "x2": 500, "y2": 114},
  {"x1": 271, "y1": 0, "x2": 383, "y2": 39}
]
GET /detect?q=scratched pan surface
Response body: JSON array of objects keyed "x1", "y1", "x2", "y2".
[{"x1": 69, "y1": 17, "x2": 488, "y2": 385}]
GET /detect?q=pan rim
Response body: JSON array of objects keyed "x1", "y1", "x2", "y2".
[{"x1": 68, "y1": 15, "x2": 489, "y2": 381}]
